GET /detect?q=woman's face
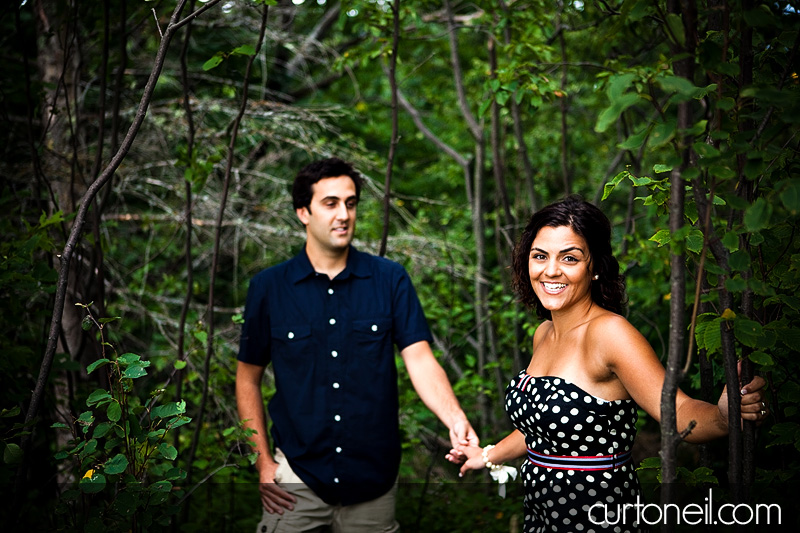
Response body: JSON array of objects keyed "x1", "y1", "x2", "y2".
[{"x1": 528, "y1": 225, "x2": 594, "y2": 315}]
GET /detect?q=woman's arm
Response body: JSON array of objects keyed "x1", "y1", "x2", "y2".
[{"x1": 597, "y1": 315, "x2": 766, "y2": 443}]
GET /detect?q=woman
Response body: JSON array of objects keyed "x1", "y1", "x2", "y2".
[{"x1": 449, "y1": 196, "x2": 767, "y2": 532}]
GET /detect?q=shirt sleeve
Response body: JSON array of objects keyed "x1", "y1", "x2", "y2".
[
  {"x1": 238, "y1": 272, "x2": 271, "y2": 366},
  {"x1": 391, "y1": 266, "x2": 433, "y2": 351}
]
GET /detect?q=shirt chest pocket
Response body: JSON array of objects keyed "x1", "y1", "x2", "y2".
[
  {"x1": 270, "y1": 324, "x2": 312, "y2": 360},
  {"x1": 352, "y1": 318, "x2": 392, "y2": 359}
]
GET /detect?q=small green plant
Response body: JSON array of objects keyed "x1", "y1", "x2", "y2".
[{"x1": 51, "y1": 303, "x2": 191, "y2": 532}]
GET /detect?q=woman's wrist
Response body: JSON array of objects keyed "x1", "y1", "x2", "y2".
[{"x1": 481, "y1": 444, "x2": 503, "y2": 471}]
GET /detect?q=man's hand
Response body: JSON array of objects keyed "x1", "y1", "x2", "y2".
[
  {"x1": 447, "y1": 419, "x2": 479, "y2": 461},
  {"x1": 258, "y1": 461, "x2": 297, "y2": 515}
]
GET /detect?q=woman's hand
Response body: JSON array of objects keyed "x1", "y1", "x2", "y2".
[
  {"x1": 445, "y1": 445, "x2": 487, "y2": 476},
  {"x1": 718, "y1": 363, "x2": 769, "y2": 426}
]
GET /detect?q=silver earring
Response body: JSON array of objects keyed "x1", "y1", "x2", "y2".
[{"x1": 593, "y1": 274, "x2": 599, "y2": 280}]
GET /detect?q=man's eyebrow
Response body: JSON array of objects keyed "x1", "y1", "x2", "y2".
[{"x1": 319, "y1": 195, "x2": 358, "y2": 202}]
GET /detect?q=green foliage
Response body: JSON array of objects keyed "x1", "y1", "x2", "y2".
[
  {"x1": 638, "y1": 456, "x2": 719, "y2": 485},
  {"x1": 2, "y1": 0, "x2": 799, "y2": 528},
  {"x1": 51, "y1": 305, "x2": 191, "y2": 532}
]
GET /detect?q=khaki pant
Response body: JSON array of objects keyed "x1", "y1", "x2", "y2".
[{"x1": 256, "y1": 449, "x2": 400, "y2": 533}]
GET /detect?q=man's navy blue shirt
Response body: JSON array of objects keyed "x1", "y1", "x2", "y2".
[{"x1": 238, "y1": 246, "x2": 433, "y2": 505}]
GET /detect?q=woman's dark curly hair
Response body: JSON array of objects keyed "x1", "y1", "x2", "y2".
[{"x1": 511, "y1": 195, "x2": 626, "y2": 320}]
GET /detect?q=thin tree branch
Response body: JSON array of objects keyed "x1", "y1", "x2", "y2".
[
  {"x1": 379, "y1": 1, "x2": 401, "y2": 258},
  {"x1": 187, "y1": 1, "x2": 270, "y2": 477}
]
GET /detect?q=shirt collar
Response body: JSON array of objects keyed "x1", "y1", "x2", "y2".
[{"x1": 289, "y1": 245, "x2": 371, "y2": 284}]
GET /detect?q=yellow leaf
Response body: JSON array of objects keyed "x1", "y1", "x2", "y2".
[
  {"x1": 721, "y1": 308, "x2": 736, "y2": 320},
  {"x1": 82, "y1": 469, "x2": 95, "y2": 480}
]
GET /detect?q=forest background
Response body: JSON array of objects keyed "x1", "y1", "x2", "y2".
[{"x1": 1, "y1": 0, "x2": 799, "y2": 531}]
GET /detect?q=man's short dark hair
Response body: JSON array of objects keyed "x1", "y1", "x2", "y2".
[{"x1": 292, "y1": 158, "x2": 363, "y2": 210}]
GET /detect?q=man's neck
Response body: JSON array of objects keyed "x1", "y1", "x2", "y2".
[{"x1": 305, "y1": 243, "x2": 349, "y2": 279}]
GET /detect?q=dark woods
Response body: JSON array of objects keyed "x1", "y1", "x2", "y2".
[{"x1": 1, "y1": 1, "x2": 798, "y2": 531}]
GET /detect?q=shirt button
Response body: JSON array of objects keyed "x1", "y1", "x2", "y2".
[
  {"x1": 287, "y1": 332, "x2": 294, "y2": 339},
  {"x1": 331, "y1": 350, "x2": 338, "y2": 358},
  {"x1": 328, "y1": 288, "x2": 334, "y2": 295},
  {"x1": 371, "y1": 324, "x2": 378, "y2": 331},
  {"x1": 333, "y1": 382, "x2": 340, "y2": 389},
  {"x1": 329, "y1": 318, "x2": 336, "y2": 325},
  {"x1": 336, "y1": 447, "x2": 342, "y2": 453},
  {"x1": 334, "y1": 415, "x2": 341, "y2": 422}
]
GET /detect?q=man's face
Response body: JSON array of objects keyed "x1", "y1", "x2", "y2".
[{"x1": 296, "y1": 175, "x2": 358, "y2": 254}]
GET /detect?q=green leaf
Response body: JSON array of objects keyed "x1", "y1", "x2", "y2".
[
  {"x1": 636, "y1": 456, "x2": 661, "y2": 470},
  {"x1": 117, "y1": 353, "x2": 143, "y2": 365},
  {"x1": 618, "y1": 128, "x2": 648, "y2": 150},
  {"x1": 780, "y1": 180, "x2": 800, "y2": 214},
  {"x1": 81, "y1": 315, "x2": 94, "y2": 331},
  {"x1": 107, "y1": 402, "x2": 122, "y2": 422},
  {"x1": 748, "y1": 351, "x2": 774, "y2": 366},
  {"x1": 93, "y1": 421, "x2": 114, "y2": 439},
  {"x1": 721, "y1": 231, "x2": 739, "y2": 252},
  {"x1": 86, "y1": 358, "x2": 111, "y2": 374},
  {"x1": 193, "y1": 330, "x2": 208, "y2": 345},
  {"x1": 649, "y1": 229, "x2": 671, "y2": 247},
  {"x1": 685, "y1": 229, "x2": 704, "y2": 254},
  {"x1": 728, "y1": 250, "x2": 751, "y2": 272},
  {"x1": 649, "y1": 120, "x2": 676, "y2": 148},
  {"x1": 87, "y1": 389, "x2": 112, "y2": 406},
  {"x1": 122, "y1": 364, "x2": 148, "y2": 379},
  {"x1": 705, "y1": 322, "x2": 723, "y2": 355},
  {"x1": 77, "y1": 411, "x2": 95, "y2": 426},
  {"x1": 744, "y1": 198, "x2": 772, "y2": 232},
  {"x1": 629, "y1": 175, "x2": 653, "y2": 186},
  {"x1": 734, "y1": 318, "x2": 763, "y2": 348},
  {"x1": 104, "y1": 453, "x2": 129, "y2": 475},
  {"x1": 658, "y1": 75, "x2": 697, "y2": 97},
  {"x1": 602, "y1": 171, "x2": 628, "y2": 201},
  {"x1": 157, "y1": 443, "x2": 178, "y2": 461},
  {"x1": 1, "y1": 406, "x2": 21, "y2": 418},
  {"x1": 724, "y1": 277, "x2": 747, "y2": 292},
  {"x1": 231, "y1": 44, "x2": 256, "y2": 56},
  {"x1": 4, "y1": 443, "x2": 23, "y2": 465},
  {"x1": 202, "y1": 53, "x2": 224, "y2": 71},
  {"x1": 767, "y1": 422, "x2": 800, "y2": 448},
  {"x1": 79, "y1": 472, "x2": 107, "y2": 493},
  {"x1": 653, "y1": 164, "x2": 672, "y2": 174},
  {"x1": 595, "y1": 93, "x2": 641, "y2": 133},
  {"x1": 607, "y1": 73, "x2": 636, "y2": 101},
  {"x1": 151, "y1": 400, "x2": 187, "y2": 419},
  {"x1": 665, "y1": 13, "x2": 685, "y2": 47},
  {"x1": 174, "y1": 360, "x2": 187, "y2": 370}
]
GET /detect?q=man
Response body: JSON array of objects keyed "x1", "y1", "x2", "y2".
[{"x1": 236, "y1": 158, "x2": 478, "y2": 532}]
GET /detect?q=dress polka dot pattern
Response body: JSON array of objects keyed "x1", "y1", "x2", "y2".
[{"x1": 506, "y1": 371, "x2": 642, "y2": 533}]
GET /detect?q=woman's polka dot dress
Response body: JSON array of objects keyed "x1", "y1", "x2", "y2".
[{"x1": 506, "y1": 371, "x2": 643, "y2": 533}]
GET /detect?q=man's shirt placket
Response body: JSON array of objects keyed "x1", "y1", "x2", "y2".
[{"x1": 324, "y1": 275, "x2": 345, "y2": 488}]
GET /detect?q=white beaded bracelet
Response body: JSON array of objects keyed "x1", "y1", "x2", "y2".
[
  {"x1": 481, "y1": 444, "x2": 503, "y2": 471},
  {"x1": 480, "y1": 444, "x2": 518, "y2": 498}
]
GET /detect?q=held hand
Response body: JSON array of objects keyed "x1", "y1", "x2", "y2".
[
  {"x1": 449, "y1": 445, "x2": 486, "y2": 477},
  {"x1": 447, "y1": 419, "x2": 479, "y2": 461},
  {"x1": 258, "y1": 462, "x2": 297, "y2": 515}
]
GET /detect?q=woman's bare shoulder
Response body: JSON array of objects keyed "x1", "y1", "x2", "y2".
[{"x1": 586, "y1": 311, "x2": 646, "y2": 346}]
